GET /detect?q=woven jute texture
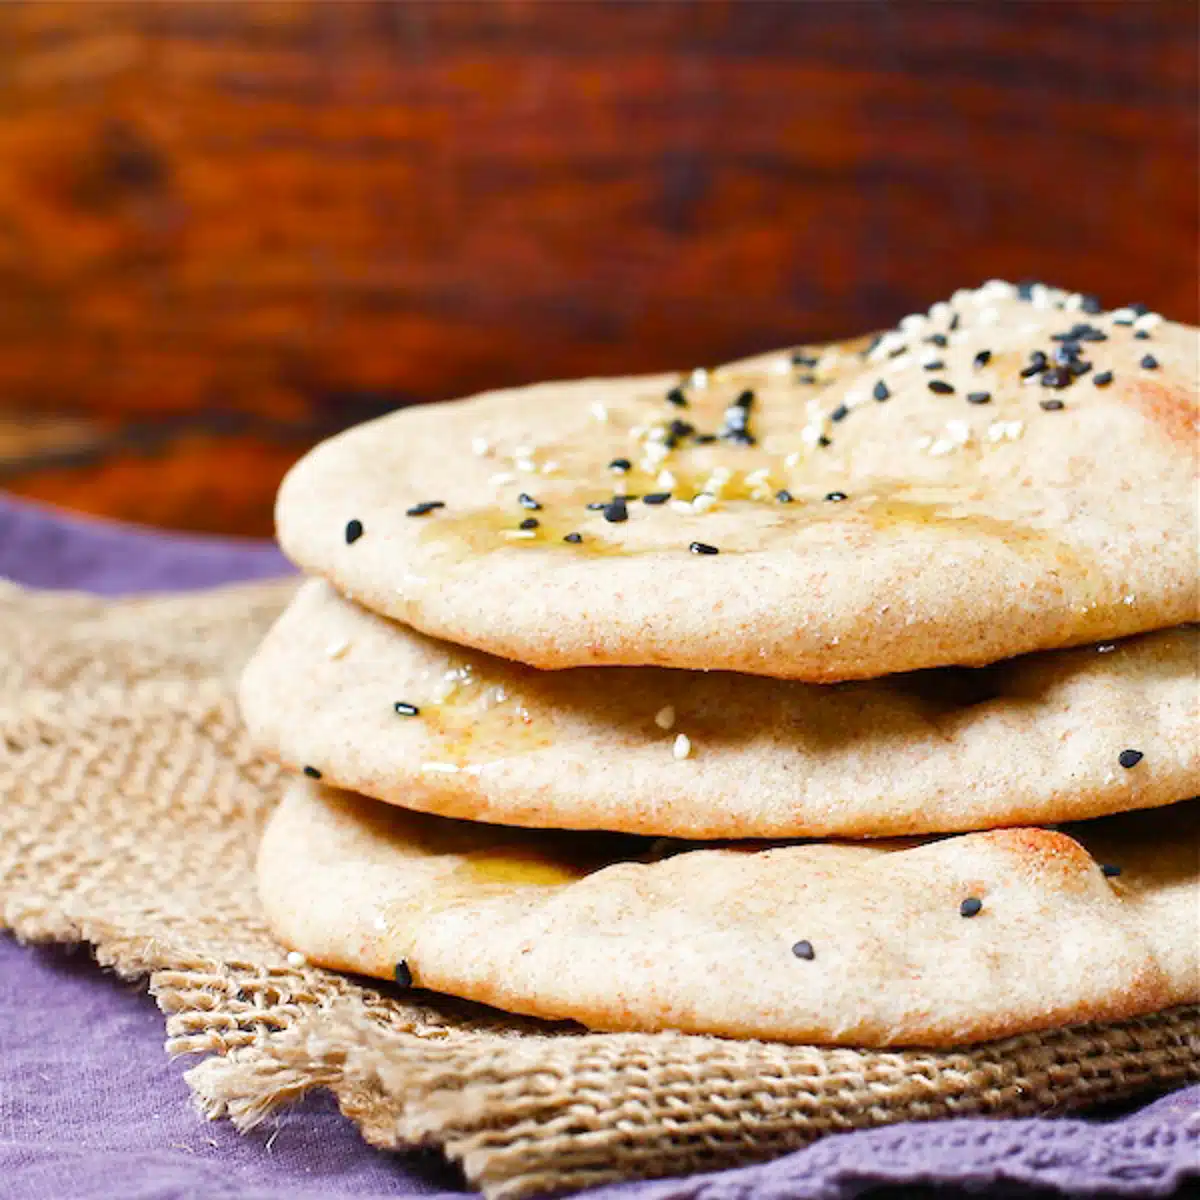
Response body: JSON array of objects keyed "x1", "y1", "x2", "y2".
[{"x1": 1, "y1": 578, "x2": 1197, "y2": 1199}]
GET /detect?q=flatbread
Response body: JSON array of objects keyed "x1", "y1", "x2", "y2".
[
  {"x1": 240, "y1": 580, "x2": 1199, "y2": 839},
  {"x1": 258, "y1": 778, "x2": 1200, "y2": 1046},
  {"x1": 275, "y1": 284, "x2": 1198, "y2": 681}
]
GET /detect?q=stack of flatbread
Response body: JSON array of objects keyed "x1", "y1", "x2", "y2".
[{"x1": 242, "y1": 281, "x2": 1199, "y2": 1048}]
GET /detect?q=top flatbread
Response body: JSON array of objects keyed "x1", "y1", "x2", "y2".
[{"x1": 276, "y1": 284, "x2": 1199, "y2": 681}]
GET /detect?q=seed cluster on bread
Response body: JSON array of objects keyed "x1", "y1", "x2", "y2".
[{"x1": 246, "y1": 283, "x2": 1199, "y2": 1048}]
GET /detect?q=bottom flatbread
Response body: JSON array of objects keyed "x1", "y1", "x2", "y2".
[{"x1": 258, "y1": 780, "x2": 1199, "y2": 1047}]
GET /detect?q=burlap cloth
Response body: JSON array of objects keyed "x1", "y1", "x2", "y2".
[{"x1": 1, "y1": 576, "x2": 1197, "y2": 1199}]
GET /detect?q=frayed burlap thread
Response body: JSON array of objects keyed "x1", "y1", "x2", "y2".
[{"x1": 0, "y1": 578, "x2": 1196, "y2": 1199}]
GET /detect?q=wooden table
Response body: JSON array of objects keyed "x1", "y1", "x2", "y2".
[{"x1": 1, "y1": 1, "x2": 1195, "y2": 537}]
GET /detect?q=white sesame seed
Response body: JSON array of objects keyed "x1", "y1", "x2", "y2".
[
  {"x1": 945, "y1": 419, "x2": 971, "y2": 446},
  {"x1": 489, "y1": 472, "x2": 516, "y2": 485},
  {"x1": 540, "y1": 460, "x2": 560, "y2": 475},
  {"x1": 784, "y1": 451, "x2": 801, "y2": 468},
  {"x1": 373, "y1": 914, "x2": 387, "y2": 932},
  {"x1": 1064, "y1": 293, "x2": 1083, "y2": 312},
  {"x1": 672, "y1": 733, "x2": 692, "y2": 760},
  {"x1": 1097, "y1": 643, "x2": 1117, "y2": 653},
  {"x1": 889, "y1": 352, "x2": 914, "y2": 370},
  {"x1": 503, "y1": 529, "x2": 538, "y2": 540},
  {"x1": 800, "y1": 423, "x2": 823, "y2": 447},
  {"x1": 928, "y1": 437, "x2": 956, "y2": 457},
  {"x1": 844, "y1": 386, "x2": 868, "y2": 407},
  {"x1": 646, "y1": 425, "x2": 668, "y2": 444},
  {"x1": 654, "y1": 705, "x2": 676, "y2": 730},
  {"x1": 643, "y1": 442, "x2": 669, "y2": 465},
  {"x1": 1109, "y1": 307, "x2": 1136, "y2": 325},
  {"x1": 1133, "y1": 312, "x2": 1162, "y2": 331},
  {"x1": 921, "y1": 351, "x2": 944, "y2": 368},
  {"x1": 817, "y1": 350, "x2": 843, "y2": 372},
  {"x1": 770, "y1": 357, "x2": 791, "y2": 375},
  {"x1": 928, "y1": 301, "x2": 952, "y2": 324},
  {"x1": 983, "y1": 279, "x2": 1014, "y2": 299},
  {"x1": 656, "y1": 469, "x2": 677, "y2": 489},
  {"x1": 915, "y1": 434, "x2": 933, "y2": 451},
  {"x1": 689, "y1": 368, "x2": 709, "y2": 390},
  {"x1": 286, "y1": 951, "x2": 307, "y2": 968},
  {"x1": 590, "y1": 402, "x2": 609, "y2": 422},
  {"x1": 324, "y1": 638, "x2": 351, "y2": 660},
  {"x1": 948, "y1": 331, "x2": 969, "y2": 346},
  {"x1": 744, "y1": 467, "x2": 771, "y2": 486},
  {"x1": 471, "y1": 436, "x2": 491, "y2": 457},
  {"x1": 951, "y1": 288, "x2": 975, "y2": 307},
  {"x1": 513, "y1": 444, "x2": 533, "y2": 457},
  {"x1": 515, "y1": 458, "x2": 537, "y2": 473},
  {"x1": 670, "y1": 500, "x2": 694, "y2": 515},
  {"x1": 1123, "y1": 594, "x2": 1136, "y2": 606},
  {"x1": 1030, "y1": 285, "x2": 1053, "y2": 310},
  {"x1": 977, "y1": 306, "x2": 1001, "y2": 326},
  {"x1": 692, "y1": 492, "x2": 716, "y2": 513},
  {"x1": 899, "y1": 313, "x2": 926, "y2": 334}
]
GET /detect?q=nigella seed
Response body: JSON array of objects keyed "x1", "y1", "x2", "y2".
[
  {"x1": 923, "y1": 359, "x2": 946, "y2": 371},
  {"x1": 519, "y1": 517, "x2": 539, "y2": 530},
  {"x1": 303, "y1": 766, "x2": 322, "y2": 779},
  {"x1": 563, "y1": 532, "x2": 583, "y2": 543},
  {"x1": 791, "y1": 353, "x2": 819, "y2": 367},
  {"x1": 817, "y1": 435, "x2": 832, "y2": 447},
  {"x1": 925, "y1": 333, "x2": 948, "y2": 347},
  {"x1": 394, "y1": 960, "x2": 413, "y2": 988},
  {"x1": 608, "y1": 458, "x2": 632, "y2": 473},
  {"x1": 1040, "y1": 367, "x2": 1072, "y2": 389},
  {"x1": 642, "y1": 492, "x2": 671, "y2": 505},
  {"x1": 775, "y1": 489, "x2": 794, "y2": 504},
  {"x1": 1040, "y1": 399, "x2": 1066, "y2": 411},
  {"x1": 966, "y1": 391, "x2": 992, "y2": 405},
  {"x1": 517, "y1": 492, "x2": 542, "y2": 511},
  {"x1": 393, "y1": 702, "x2": 420, "y2": 717},
  {"x1": 603, "y1": 498, "x2": 629, "y2": 523},
  {"x1": 830, "y1": 404, "x2": 850, "y2": 423},
  {"x1": 344, "y1": 519, "x2": 364, "y2": 544},
  {"x1": 405, "y1": 501, "x2": 445, "y2": 517},
  {"x1": 873, "y1": 380, "x2": 891, "y2": 402},
  {"x1": 791, "y1": 940, "x2": 816, "y2": 961},
  {"x1": 666, "y1": 386, "x2": 688, "y2": 407},
  {"x1": 1118, "y1": 749, "x2": 1144, "y2": 769},
  {"x1": 928, "y1": 380, "x2": 955, "y2": 395},
  {"x1": 973, "y1": 349, "x2": 992, "y2": 369},
  {"x1": 1140, "y1": 354, "x2": 1159, "y2": 370},
  {"x1": 1101, "y1": 864, "x2": 1122, "y2": 878},
  {"x1": 689, "y1": 541, "x2": 719, "y2": 555},
  {"x1": 959, "y1": 897, "x2": 983, "y2": 918},
  {"x1": 824, "y1": 491, "x2": 848, "y2": 502},
  {"x1": 1134, "y1": 329, "x2": 1151, "y2": 340},
  {"x1": 1093, "y1": 371, "x2": 1114, "y2": 387}
]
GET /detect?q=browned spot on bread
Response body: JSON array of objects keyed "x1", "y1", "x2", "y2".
[
  {"x1": 983, "y1": 826, "x2": 1097, "y2": 883},
  {"x1": 1124, "y1": 378, "x2": 1199, "y2": 446}
]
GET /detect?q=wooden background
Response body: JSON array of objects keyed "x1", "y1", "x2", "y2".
[{"x1": 1, "y1": 1, "x2": 1196, "y2": 536}]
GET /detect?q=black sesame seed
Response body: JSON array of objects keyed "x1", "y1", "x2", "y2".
[
  {"x1": 694, "y1": 433, "x2": 718, "y2": 444},
  {"x1": 791, "y1": 940, "x2": 816, "y2": 961},
  {"x1": 666, "y1": 386, "x2": 688, "y2": 407},
  {"x1": 1130, "y1": 302, "x2": 1150, "y2": 316},
  {"x1": 873, "y1": 380, "x2": 891, "y2": 402},
  {"x1": 735, "y1": 389, "x2": 755, "y2": 409},
  {"x1": 1101, "y1": 864, "x2": 1122, "y2": 879},
  {"x1": 519, "y1": 517, "x2": 539, "y2": 530},
  {"x1": 775, "y1": 489, "x2": 794, "y2": 504},
  {"x1": 1113, "y1": 314, "x2": 1135, "y2": 326},
  {"x1": 830, "y1": 404, "x2": 850, "y2": 423},
  {"x1": 1080, "y1": 294, "x2": 1102, "y2": 314},
  {"x1": 1118, "y1": 748, "x2": 1144, "y2": 769},
  {"x1": 1069, "y1": 360, "x2": 1093, "y2": 378},
  {"x1": 394, "y1": 702, "x2": 420, "y2": 717},
  {"x1": 405, "y1": 501, "x2": 445, "y2": 517},
  {"x1": 517, "y1": 492, "x2": 541, "y2": 511},
  {"x1": 1016, "y1": 280, "x2": 1039, "y2": 301},
  {"x1": 959, "y1": 897, "x2": 983, "y2": 918},
  {"x1": 394, "y1": 960, "x2": 413, "y2": 988},
  {"x1": 925, "y1": 333, "x2": 949, "y2": 347},
  {"x1": 1040, "y1": 367, "x2": 1072, "y2": 390},
  {"x1": 817, "y1": 435, "x2": 832, "y2": 448},
  {"x1": 973, "y1": 349, "x2": 992, "y2": 369},
  {"x1": 667, "y1": 419, "x2": 695, "y2": 442},
  {"x1": 643, "y1": 492, "x2": 671, "y2": 506},
  {"x1": 1040, "y1": 398, "x2": 1066, "y2": 411},
  {"x1": 966, "y1": 391, "x2": 992, "y2": 405},
  {"x1": 824, "y1": 491, "x2": 848, "y2": 502},
  {"x1": 888, "y1": 345, "x2": 908, "y2": 359},
  {"x1": 1019, "y1": 363, "x2": 1043, "y2": 379},
  {"x1": 797, "y1": 373, "x2": 818, "y2": 385},
  {"x1": 1093, "y1": 370, "x2": 1114, "y2": 387},
  {"x1": 792, "y1": 353, "x2": 819, "y2": 367},
  {"x1": 722, "y1": 429, "x2": 756, "y2": 446},
  {"x1": 608, "y1": 457, "x2": 632, "y2": 473},
  {"x1": 1079, "y1": 328, "x2": 1108, "y2": 343},
  {"x1": 928, "y1": 380, "x2": 955, "y2": 395},
  {"x1": 302, "y1": 765, "x2": 322, "y2": 779},
  {"x1": 603, "y1": 498, "x2": 629, "y2": 524},
  {"x1": 1053, "y1": 343, "x2": 1081, "y2": 365},
  {"x1": 949, "y1": 312, "x2": 961, "y2": 331},
  {"x1": 923, "y1": 359, "x2": 946, "y2": 371},
  {"x1": 1140, "y1": 354, "x2": 1159, "y2": 370},
  {"x1": 563, "y1": 532, "x2": 583, "y2": 543},
  {"x1": 344, "y1": 519, "x2": 364, "y2": 544},
  {"x1": 1134, "y1": 329, "x2": 1151, "y2": 340},
  {"x1": 689, "y1": 541, "x2": 719, "y2": 556},
  {"x1": 1029, "y1": 350, "x2": 1048, "y2": 368}
]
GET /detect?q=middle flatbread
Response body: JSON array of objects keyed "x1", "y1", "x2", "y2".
[{"x1": 239, "y1": 581, "x2": 1197, "y2": 839}]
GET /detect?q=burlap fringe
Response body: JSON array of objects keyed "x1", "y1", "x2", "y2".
[{"x1": 1, "y1": 579, "x2": 1197, "y2": 1199}]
